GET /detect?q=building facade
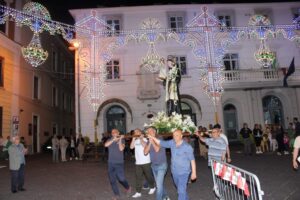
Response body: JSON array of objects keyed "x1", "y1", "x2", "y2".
[
  {"x1": 70, "y1": 2, "x2": 300, "y2": 142},
  {"x1": 0, "y1": 0, "x2": 75, "y2": 153}
]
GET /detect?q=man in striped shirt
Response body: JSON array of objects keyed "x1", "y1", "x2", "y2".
[{"x1": 196, "y1": 126, "x2": 227, "y2": 167}]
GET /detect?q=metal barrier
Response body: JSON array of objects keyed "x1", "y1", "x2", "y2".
[{"x1": 211, "y1": 159, "x2": 264, "y2": 200}]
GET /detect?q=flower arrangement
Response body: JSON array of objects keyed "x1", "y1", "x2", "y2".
[{"x1": 144, "y1": 111, "x2": 197, "y2": 134}]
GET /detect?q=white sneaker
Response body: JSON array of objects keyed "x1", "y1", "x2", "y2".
[
  {"x1": 132, "y1": 192, "x2": 142, "y2": 198},
  {"x1": 148, "y1": 187, "x2": 156, "y2": 195},
  {"x1": 284, "y1": 151, "x2": 289, "y2": 155}
]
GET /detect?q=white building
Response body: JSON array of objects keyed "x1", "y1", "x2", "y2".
[{"x1": 70, "y1": 2, "x2": 300, "y2": 142}]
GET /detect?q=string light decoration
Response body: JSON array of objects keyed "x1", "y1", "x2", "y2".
[
  {"x1": 248, "y1": 14, "x2": 275, "y2": 67},
  {"x1": 1, "y1": 3, "x2": 300, "y2": 112},
  {"x1": 20, "y1": 2, "x2": 52, "y2": 67},
  {"x1": 255, "y1": 39, "x2": 275, "y2": 68},
  {"x1": 185, "y1": 7, "x2": 226, "y2": 122},
  {"x1": 140, "y1": 18, "x2": 165, "y2": 72},
  {"x1": 75, "y1": 10, "x2": 111, "y2": 111},
  {"x1": 249, "y1": 15, "x2": 271, "y2": 27},
  {"x1": 21, "y1": 33, "x2": 49, "y2": 67}
]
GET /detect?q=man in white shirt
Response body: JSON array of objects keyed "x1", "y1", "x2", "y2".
[{"x1": 130, "y1": 129, "x2": 155, "y2": 198}]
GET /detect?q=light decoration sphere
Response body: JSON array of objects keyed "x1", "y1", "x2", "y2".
[
  {"x1": 249, "y1": 15, "x2": 275, "y2": 67},
  {"x1": 248, "y1": 15, "x2": 271, "y2": 26},
  {"x1": 140, "y1": 18, "x2": 164, "y2": 73},
  {"x1": 21, "y1": 2, "x2": 50, "y2": 67},
  {"x1": 22, "y1": 2, "x2": 51, "y2": 33},
  {"x1": 254, "y1": 39, "x2": 275, "y2": 68},
  {"x1": 21, "y1": 33, "x2": 48, "y2": 67},
  {"x1": 22, "y1": 2, "x2": 51, "y2": 19}
]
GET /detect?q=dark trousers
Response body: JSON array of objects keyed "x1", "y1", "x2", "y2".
[
  {"x1": 69, "y1": 147, "x2": 77, "y2": 158},
  {"x1": 108, "y1": 163, "x2": 130, "y2": 196},
  {"x1": 11, "y1": 164, "x2": 25, "y2": 192},
  {"x1": 135, "y1": 163, "x2": 155, "y2": 193}
]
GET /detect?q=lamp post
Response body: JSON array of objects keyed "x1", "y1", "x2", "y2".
[{"x1": 69, "y1": 40, "x2": 81, "y2": 135}]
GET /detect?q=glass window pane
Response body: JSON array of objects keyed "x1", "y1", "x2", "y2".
[
  {"x1": 170, "y1": 17, "x2": 176, "y2": 21},
  {"x1": 114, "y1": 66, "x2": 120, "y2": 79},
  {"x1": 106, "y1": 66, "x2": 112, "y2": 79},
  {"x1": 113, "y1": 60, "x2": 119, "y2": 65},
  {"x1": 224, "y1": 61, "x2": 231, "y2": 70},
  {"x1": 177, "y1": 17, "x2": 183, "y2": 21},
  {"x1": 177, "y1": 22, "x2": 184, "y2": 28}
]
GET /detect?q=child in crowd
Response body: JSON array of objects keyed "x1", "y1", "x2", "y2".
[{"x1": 261, "y1": 127, "x2": 269, "y2": 152}]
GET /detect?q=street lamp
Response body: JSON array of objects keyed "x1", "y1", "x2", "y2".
[{"x1": 69, "y1": 40, "x2": 81, "y2": 135}]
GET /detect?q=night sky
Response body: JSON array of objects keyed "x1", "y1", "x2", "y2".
[{"x1": 34, "y1": 0, "x2": 298, "y2": 24}]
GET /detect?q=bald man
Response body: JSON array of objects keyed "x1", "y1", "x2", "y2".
[{"x1": 148, "y1": 129, "x2": 196, "y2": 200}]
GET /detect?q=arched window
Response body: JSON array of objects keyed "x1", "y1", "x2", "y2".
[
  {"x1": 262, "y1": 95, "x2": 284, "y2": 126},
  {"x1": 106, "y1": 105, "x2": 126, "y2": 134},
  {"x1": 223, "y1": 104, "x2": 238, "y2": 141},
  {"x1": 181, "y1": 102, "x2": 197, "y2": 125}
]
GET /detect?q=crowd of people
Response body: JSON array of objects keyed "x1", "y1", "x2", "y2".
[
  {"x1": 238, "y1": 117, "x2": 300, "y2": 156},
  {"x1": 1, "y1": 117, "x2": 300, "y2": 198}
]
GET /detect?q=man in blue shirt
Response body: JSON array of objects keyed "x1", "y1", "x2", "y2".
[
  {"x1": 143, "y1": 127, "x2": 170, "y2": 200},
  {"x1": 148, "y1": 129, "x2": 197, "y2": 200},
  {"x1": 105, "y1": 129, "x2": 131, "y2": 200}
]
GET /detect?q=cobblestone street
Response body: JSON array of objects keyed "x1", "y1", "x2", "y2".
[{"x1": 0, "y1": 150, "x2": 299, "y2": 200}]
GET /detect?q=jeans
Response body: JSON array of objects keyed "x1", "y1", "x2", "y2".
[
  {"x1": 108, "y1": 163, "x2": 130, "y2": 196},
  {"x1": 11, "y1": 164, "x2": 25, "y2": 191},
  {"x1": 152, "y1": 162, "x2": 168, "y2": 200},
  {"x1": 172, "y1": 172, "x2": 190, "y2": 200},
  {"x1": 52, "y1": 149, "x2": 59, "y2": 162}
]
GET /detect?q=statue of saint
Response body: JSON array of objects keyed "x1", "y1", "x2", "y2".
[{"x1": 159, "y1": 55, "x2": 182, "y2": 116}]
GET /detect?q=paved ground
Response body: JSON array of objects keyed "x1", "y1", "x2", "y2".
[{"x1": 0, "y1": 147, "x2": 299, "y2": 200}]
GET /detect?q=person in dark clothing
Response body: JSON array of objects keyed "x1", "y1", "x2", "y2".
[
  {"x1": 101, "y1": 132, "x2": 110, "y2": 161},
  {"x1": 274, "y1": 125, "x2": 285, "y2": 156},
  {"x1": 105, "y1": 129, "x2": 131, "y2": 199},
  {"x1": 239, "y1": 123, "x2": 253, "y2": 155},
  {"x1": 293, "y1": 117, "x2": 300, "y2": 137},
  {"x1": 253, "y1": 124, "x2": 263, "y2": 154}
]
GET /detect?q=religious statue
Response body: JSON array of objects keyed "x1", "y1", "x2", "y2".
[{"x1": 159, "y1": 55, "x2": 182, "y2": 116}]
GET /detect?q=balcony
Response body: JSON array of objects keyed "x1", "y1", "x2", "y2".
[{"x1": 222, "y1": 68, "x2": 300, "y2": 89}]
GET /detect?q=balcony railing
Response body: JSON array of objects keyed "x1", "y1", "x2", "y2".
[
  {"x1": 223, "y1": 68, "x2": 300, "y2": 82},
  {"x1": 221, "y1": 68, "x2": 300, "y2": 88}
]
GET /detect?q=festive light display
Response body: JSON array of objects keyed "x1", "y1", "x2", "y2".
[
  {"x1": 75, "y1": 11, "x2": 111, "y2": 111},
  {"x1": 140, "y1": 18, "x2": 165, "y2": 73},
  {"x1": 255, "y1": 39, "x2": 276, "y2": 68},
  {"x1": 185, "y1": 7, "x2": 225, "y2": 110},
  {"x1": 0, "y1": 3, "x2": 300, "y2": 112},
  {"x1": 20, "y1": 2, "x2": 50, "y2": 67},
  {"x1": 21, "y1": 33, "x2": 48, "y2": 67},
  {"x1": 248, "y1": 14, "x2": 275, "y2": 67},
  {"x1": 249, "y1": 15, "x2": 271, "y2": 26}
]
